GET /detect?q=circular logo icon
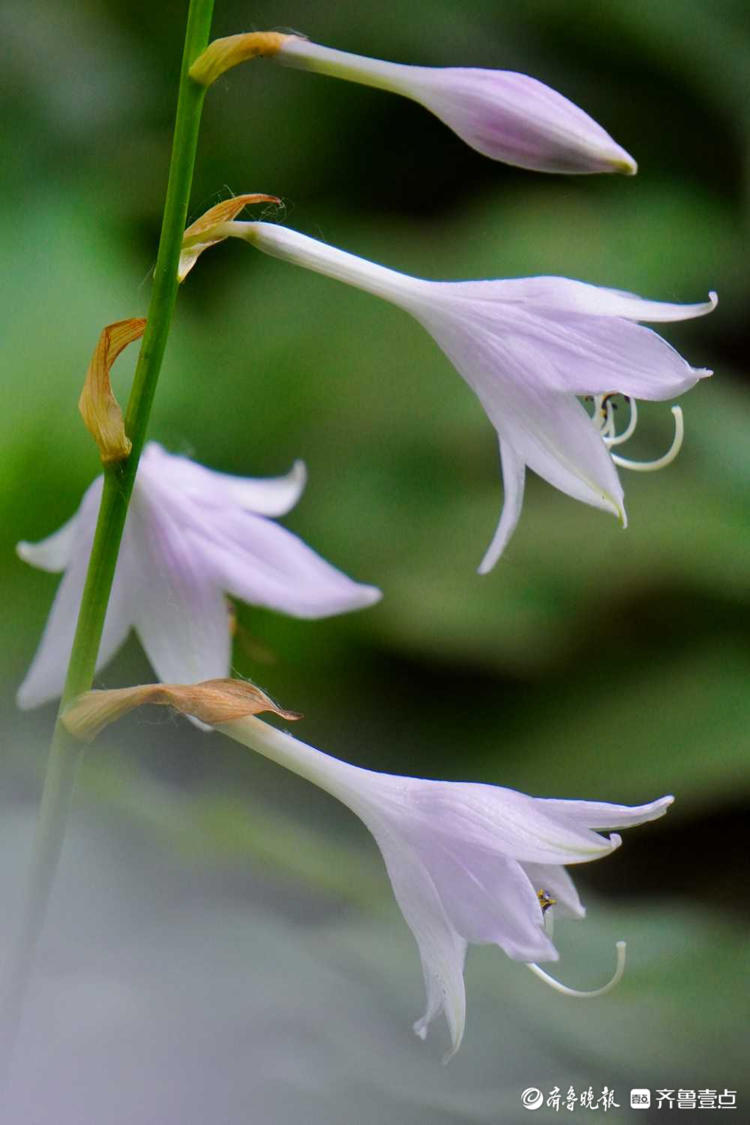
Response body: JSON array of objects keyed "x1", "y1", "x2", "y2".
[{"x1": 521, "y1": 1087, "x2": 544, "y2": 1111}]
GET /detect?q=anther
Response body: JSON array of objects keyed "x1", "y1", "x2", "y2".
[
  {"x1": 537, "y1": 889, "x2": 556, "y2": 913},
  {"x1": 526, "y1": 940, "x2": 626, "y2": 998}
]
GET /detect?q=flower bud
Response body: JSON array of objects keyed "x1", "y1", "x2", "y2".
[
  {"x1": 276, "y1": 37, "x2": 636, "y2": 175},
  {"x1": 189, "y1": 32, "x2": 635, "y2": 174}
]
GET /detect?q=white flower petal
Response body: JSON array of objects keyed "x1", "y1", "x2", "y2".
[
  {"x1": 478, "y1": 440, "x2": 526, "y2": 572},
  {"x1": 368, "y1": 817, "x2": 468, "y2": 1057},
  {"x1": 142, "y1": 442, "x2": 307, "y2": 516},
  {"x1": 17, "y1": 515, "x2": 80, "y2": 575},
  {"x1": 509, "y1": 307, "x2": 711, "y2": 400},
  {"x1": 419, "y1": 844, "x2": 558, "y2": 961},
  {"x1": 425, "y1": 289, "x2": 709, "y2": 401},
  {"x1": 411, "y1": 782, "x2": 619, "y2": 864},
  {"x1": 415, "y1": 306, "x2": 624, "y2": 516},
  {"x1": 127, "y1": 493, "x2": 231, "y2": 685},
  {"x1": 17, "y1": 516, "x2": 133, "y2": 709},
  {"x1": 521, "y1": 862, "x2": 586, "y2": 920},
  {"x1": 188, "y1": 505, "x2": 381, "y2": 619},
  {"x1": 459, "y1": 277, "x2": 718, "y2": 323},
  {"x1": 538, "y1": 794, "x2": 674, "y2": 831}
]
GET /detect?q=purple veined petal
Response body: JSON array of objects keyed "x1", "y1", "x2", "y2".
[
  {"x1": 365, "y1": 816, "x2": 468, "y2": 1058},
  {"x1": 506, "y1": 306, "x2": 712, "y2": 400},
  {"x1": 17, "y1": 498, "x2": 133, "y2": 709},
  {"x1": 127, "y1": 490, "x2": 231, "y2": 686},
  {"x1": 417, "y1": 842, "x2": 559, "y2": 962},
  {"x1": 537, "y1": 794, "x2": 674, "y2": 831},
  {"x1": 410, "y1": 782, "x2": 620, "y2": 864},
  {"x1": 185, "y1": 503, "x2": 381, "y2": 619},
  {"x1": 141, "y1": 442, "x2": 307, "y2": 517},
  {"x1": 520, "y1": 862, "x2": 586, "y2": 920},
  {"x1": 423, "y1": 287, "x2": 711, "y2": 401},
  {"x1": 479, "y1": 277, "x2": 719, "y2": 324},
  {"x1": 489, "y1": 387, "x2": 624, "y2": 517},
  {"x1": 478, "y1": 440, "x2": 526, "y2": 573},
  {"x1": 445, "y1": 276, "x2": 717, "y2": 324},
  {"x1": 426, "y1": 313, "x2": 625, "y2": 517}
]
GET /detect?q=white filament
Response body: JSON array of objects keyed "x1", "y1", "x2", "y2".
[
  {"x1": 611, "y1": 407, "x2": 684, "y2": 471},
  {"x1": 604, "y1": 396, "x2": 639, "y2": 446},
  {"x1": 591, "y1": 395, "x2": 685, "y2": 473},
  {"x1": 526, "y1": 939, "x2": 626, "y2": 998}
]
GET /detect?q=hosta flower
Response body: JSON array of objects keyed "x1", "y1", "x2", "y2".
[
  {"x1": 64, "y1": 680, "x2": 673, "y2": 1060},
  {"x1": 187, "y1": 220, "x2": 717, "y2": 569},
  {"x1": 191, "y1": 33, "x2": 636, "y2": 175},
  {"x1": 17, "y1": 443, "x2": 380, "y2": 709},
  {"x1": 227, "y1": 718, "x2": 671, "y2": 1058}
]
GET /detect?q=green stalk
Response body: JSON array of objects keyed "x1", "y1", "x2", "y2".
[{"x1": 0, "y1": 0, "x2": 215, "y2": 1074}]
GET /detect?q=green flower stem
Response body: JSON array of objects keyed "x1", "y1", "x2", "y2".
[{"x1": 0, "y1": 0, "x2": 215, "y2": 1075}]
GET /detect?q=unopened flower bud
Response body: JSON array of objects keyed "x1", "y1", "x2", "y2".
[
  {"x1": 276, "y1": 38, "x2": 637, "y2": 175},
  {"x1": 191, "y1": 30, "x2": 636, "y2": 175}
]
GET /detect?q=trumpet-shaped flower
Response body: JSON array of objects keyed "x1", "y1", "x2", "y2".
[
  {"x1": 17, "y1": 443, "x2": 380, "y2": 709},
  {"x1": 227, "y1": 717, "x2": 671, "y2": 1057},
  {"x1": 193, "y1": 221, "x2": 717, "y2": 569},
  {"x1": 63, "y1": 680, "x2": 672, "y2": 1060},
  {"x1": 192, "y1": 33, "x2": 636, "y2": 174}
]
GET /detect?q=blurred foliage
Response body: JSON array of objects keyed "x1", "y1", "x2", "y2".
[{"x1": 1, "y1": 0, "x2": 748, "y2": 1118}]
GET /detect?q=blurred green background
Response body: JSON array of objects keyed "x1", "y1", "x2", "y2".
[{"x1": 1, "y1": 0, "x2": 748, "y2": 1120}]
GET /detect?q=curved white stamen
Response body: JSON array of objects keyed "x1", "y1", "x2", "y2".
[
  {"x1": 611, "y1": 406, "x2": 683, "y2": 472},
  {"x1": 526, "y1": 939, "x2": 626, "y2": 998},
  {"x1": 605, "y1": 396, "x2": 638, "y2": 447}
]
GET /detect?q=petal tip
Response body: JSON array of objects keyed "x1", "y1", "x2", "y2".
[
  {"x1": 16, "y1": 680, "x2": 38, "y2": 710},
  {"x1": 357, "y1": 584, "x2": 383, "y2": 608},
  {"x1": 290, "y1": 458, "x2": 307, "y2": 489},
  {"x1": 653, "y1": 794, "x2": 675, "y2": 817},
  {"x1": 612, "y1": 150, "x2": 638, "y2": 176}
]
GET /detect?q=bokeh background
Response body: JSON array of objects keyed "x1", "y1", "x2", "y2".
[{"x1": 1, "y1": 0, "x2": 748, "y2": 1120}]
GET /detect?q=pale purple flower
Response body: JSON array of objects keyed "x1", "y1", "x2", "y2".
[
  {"x1": 276, "y1": 37, "x2": 637, "y2": 174},
  {"x1": 202, "y1": 221, "x2": 717, "y2": 569},
  {"x1": 17, "y1": 443, "x2": 380, "y2": 709},
  {"x1": 211, "y1": 711, "x2": 673, "y2": 1058}
]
